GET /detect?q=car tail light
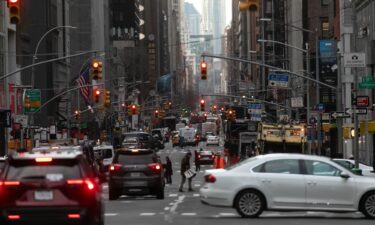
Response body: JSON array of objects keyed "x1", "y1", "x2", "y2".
[
  {"x1": 67, "y1": 214, "x2": 81, "y2": 219},
  {"x1": 35, "y1": 157, "x2": 53, "y2": 163},
  {"x1": 1, "y1": 181, "x2": 20, "y2": 186},
  {"x1": 198, "y1": 155, "x2": 201, "y2": 159},
  {"x1": 7, "y1": 215, "x2": 21, "y2": 220},
  {"x1": 148, "y1": 163, "x2": 162, "y2": 173},
  {"x1": 205, "y1": 174, "x2": 216, "y2": 183},
  {"x1": 67, "y1": 179, "x2": 96, "y2": 191},
  {"x1": 109, "y1": 164, "x2": 122, "y2": 172}
]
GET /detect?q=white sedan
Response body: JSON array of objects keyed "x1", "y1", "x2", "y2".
[
  {"x1": 333, "y1": 159, "x2": 375, "y2": 177},
  {"x1": 200, "y1": 153, "x2": 375, "y2": 218},
  {"x1": 206, "y1": 135, "x2": 219, "y2": 146}
]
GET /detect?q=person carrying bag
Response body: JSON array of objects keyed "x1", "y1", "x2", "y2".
[{"x1": 179, "y1": 151, "x2": 194, "y2": 192}]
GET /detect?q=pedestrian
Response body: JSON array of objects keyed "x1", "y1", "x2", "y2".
[
  {"x1": 194, "y1": 150, "x2": 200, "y2": 172},
  {"x1": 165, "y1": 156, "x2": 173, "y2": 184},
  {"x1": 179, "y1": 151, "x2": 193, "y2": 192}
]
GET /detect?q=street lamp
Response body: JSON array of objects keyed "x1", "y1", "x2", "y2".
[{"x1": 31, "y1": 25, "x2": 78, "y2": 88}]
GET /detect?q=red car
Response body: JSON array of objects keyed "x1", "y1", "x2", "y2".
[{"x1": 0, "y1": 151, "x2": 104, "y2": 225}]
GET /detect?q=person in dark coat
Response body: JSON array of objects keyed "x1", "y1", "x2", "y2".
[
  {"x1": 179, "y1": 151, "x2": 193, "y2": 192},
  {"x1": 165, "y1": 156, "x2": 173, "y2": 184},
  {"x1": 194, "y1": 150, "x2": 200, "y2": 172}
]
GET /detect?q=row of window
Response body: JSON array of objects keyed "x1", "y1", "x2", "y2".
[{"x1": 252, "y1": 159, "x2": 343, "y2": 177}]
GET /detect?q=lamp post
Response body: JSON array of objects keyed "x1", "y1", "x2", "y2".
[{"x1": 31, "y1": 25, "x2": 77, "y2": 89}]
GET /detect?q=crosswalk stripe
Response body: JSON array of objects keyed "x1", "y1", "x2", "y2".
[
  {"x1": 181, "y1": 213, "x2": 197, "y2": 216},
  {"x1": 105, "y1": 213, "x2": 118, "y2": 217},
  {"x1": 140, "y1": 213, "x2": 156, "y2": 216}
]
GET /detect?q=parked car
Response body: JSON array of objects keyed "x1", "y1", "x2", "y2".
[
  {"x1": 108, "y1": 149, "x2": 165, "y2": 200},
  {"x1": 200, "y1": 153, "x2": 375, "y2": 219},
  {"x1": 0, "y1": 150, "x2": 104, "y2": 224},
  {"x1": 333, "y1": 158, "x2": 375, "y2": 177},
  {"x1": 206, "y1": 135, "x2": 219, "y2": 146}
]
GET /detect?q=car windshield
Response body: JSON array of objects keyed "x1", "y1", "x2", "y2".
[
  {"x1": 117, "y1": 154, "x2": 154, "y2": 165},
  {"x1": 6, "y1": 160, "x2": 81, "y2": 181},
  {"x1": 123, "y1": 138, "x2": 138, "y2": 144},
  {"x1": 102, "y1": 149, "x2": 113, "y2": 158}
]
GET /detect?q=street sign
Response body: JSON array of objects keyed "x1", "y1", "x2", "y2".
[
  {"x1": 291, "y1": 97, "x2": 303, "y2": 108},
  {"x1": 322, "y1": 113, "x2": 330, "y2": 121},
  {"x1": 345, "y1": 108, "x2": 368, "y2": 115},
  {"x1": 24, "y1": 89, "x2": 41, "y2": 113},
  {"x1": 309, "y1": 117, "x2": 317, "y2": 125},
  {"x1": 331, "y1": 112, "x2": 351, "y2": 119},
  {"x1": 15, "y1": 115, "x2": 28, "y2": 127},
  {"x1": 0, "y1": 109, "x2": 12, "y2": 128},
  {"x1": 316, "y1": 103, "x2": 325, "y2": 112},
  {"x1": 268, "y1": 73, "x2": 289, "y2": 88},
  {"x1": 356, "y1": 96, "x2": 369, "y2": 107},
  {"x1": 359, "y1": 76, "x2": 375, "y2": 89},
  {"x1": 344, "y1": 53, "x2": 366, "y2": 68},
  {"x1": 248, "y1": 103, "x2": 262, "y2": 121}
]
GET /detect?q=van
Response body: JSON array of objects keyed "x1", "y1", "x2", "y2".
[{"x1": 93, "y1": 144, "x2": 114, "y2": 170}]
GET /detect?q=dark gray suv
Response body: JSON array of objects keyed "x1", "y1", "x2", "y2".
[{"x1": 108, "y1": 149, "x2": 165, "y2": 200}]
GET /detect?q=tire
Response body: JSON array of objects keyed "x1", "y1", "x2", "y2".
[
  {"x1": 156, "y1": 188, "x2": 165, "y2": 199},
  {"x1": 109, "y1": 187, "x2": 120, "y2": 200},
  {"x1": 234, "y1": 190, "x2": 265, "y2": 218},
  {"x1": 360, "y1": 191, "x2": 375, "y2": 219}
]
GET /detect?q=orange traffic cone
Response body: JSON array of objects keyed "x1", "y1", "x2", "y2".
[{"x1": 218, "y1": 156, "x2": 225, "y2": 168}]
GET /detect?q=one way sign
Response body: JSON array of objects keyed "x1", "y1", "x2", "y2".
[
  {"x1": 346, "y1": 108, "x2": 368, "y2": 115},
  {"x1": 331, "y1": 112, "x2": 351, "y2": 119}
]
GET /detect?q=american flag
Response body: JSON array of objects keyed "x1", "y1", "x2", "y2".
[{"x1": 76, "y1": 66, "x2": 91, "y2": 104}]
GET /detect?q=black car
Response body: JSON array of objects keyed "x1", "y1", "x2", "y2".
[
  {"x1": 0, "y1": 150, "x2": 104, "y2": 225},
  {"x1": 123, "y1": 132, "x2": 164, "y2": 150},
  {"x1": 0, "y1": 157, "x2": 5, "y2": 173},
  {"x1": 108, "y1": 149, "x2": 165, "y2": 200}
]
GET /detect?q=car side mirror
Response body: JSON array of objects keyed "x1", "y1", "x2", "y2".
[{"x1": 340, "y1": 172, "x2": 350, "y2": 179}]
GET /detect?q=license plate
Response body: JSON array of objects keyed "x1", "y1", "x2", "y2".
[
  {"x1": 127, "y1": 181, "x2": 146, "y2": 186},
  {"x1": 130, "y1": 173, "x2": 141, "y2": 177},
  {"x1": 34, "y1": 191, "x2": 53, "y2": 201}
]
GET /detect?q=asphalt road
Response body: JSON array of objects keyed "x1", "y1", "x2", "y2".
[{"x1": 103, "y1": 142, "x2": 375, "y2": 225}]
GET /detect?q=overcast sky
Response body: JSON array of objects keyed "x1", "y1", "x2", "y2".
[{"x1": 185, "y1": 0, "x2": 232, "y2": 26}]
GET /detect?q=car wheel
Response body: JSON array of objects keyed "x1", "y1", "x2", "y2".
[
  {"x1": 109, "y1": 187, "x2": 120, "y2": 200},
  {"x1": 156, "y1": 188, "x2": 165, "y2": 199},
  {"x1": 234, "y1": 190, "x2": 265, "y2": 218},
  {"x1": 360, "y1": 191, "x2": 375, "y2": 218}
]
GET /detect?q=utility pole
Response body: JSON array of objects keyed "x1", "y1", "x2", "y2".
[{"x1": 306, "y1": 43, "x2": 311, "y2": 154}]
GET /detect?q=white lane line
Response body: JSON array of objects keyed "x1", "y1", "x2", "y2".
[
  {"x1": 169, "y1": 202, "x2": 174, "y2": 205},
  {"x1": 170, "y1": 195, "x2": 185, "y2": 213},
  {"x1": 121, "y1": 201, "x2": 133, "y2": 203},
  {"x1": 168, "y1": 194, "x2": 178, "y2": 197},
  {"x1": 193, "y1": 194, "x2": 200, "y2": 197},
  {"x1": 105, "y1": 213, "x2": 118, "y2": 217},
  {"x1": 194, "y1": 184, "x2": 201, "y2": 187},
  {"x1": 140, "y1": 213, "x2": 156, "y2": 216},
  {"x1": 218, "y1": 213, "x2": 237, "y2": 217},
  {"x1": 164, "y1": 207, "x2": 170, "y2": 211},
  {"x1": 181, "y1": 213, "x2": 197, "y2": 216}
]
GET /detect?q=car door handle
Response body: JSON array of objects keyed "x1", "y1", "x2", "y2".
[
  {"x1": 261, "y1": 179, "x2": 271, "y2": 183},
  {"x1": 307, "y1": 181, "x2": 317, "y2": 185}
]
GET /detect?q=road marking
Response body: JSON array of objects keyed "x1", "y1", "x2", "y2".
[
  {"x1": 218, "y1": 213, "x2": 237, "y2": 217},
  {"x1": 170, "y1": 195, "x2": 185, "y2": 213},
  {"x1": 140, "y1": 213, "x2": 156, "y2": 216},
  {"x1": 168, "y1": 194, "x2": 178, "y2": 197},
  {"x1": 105, "y1": 213, "x2": 118, "y2": 217},
  {"x1": 121, "y1": 201, "x2": 133, "y2": 203},
  {"x1": 193, "y1": 194, "x2": 200, "y2": 197},
  {"x1": 181, "y1": 213, "x2": 197, "y2": 216},
  {"x1": 164, "y1": 207, "x2": 170, "y2": 211},
  {"x1": 194, "y1": 184, "x2": 201, "y2": 187}
]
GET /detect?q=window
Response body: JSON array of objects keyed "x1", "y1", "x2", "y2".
[
  {"x1": 321, "y1": 17, "x2": 330, "y2": 38},
  {"x1": 304, "y1": 160, "x2": 341, "y2": 176},
  {"x1": 321, "y1": 0, "x2": 329, "y2": 6},
  {"x1": 253, "y1": 159, "x2": 300, "y2": 174}
]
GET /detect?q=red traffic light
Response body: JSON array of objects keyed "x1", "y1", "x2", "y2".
[
  {"x1": 9, "y1": 0, "x2": 18, "y2": 3},
  {"x1": 131, "y1": 105, "x2": 136, "y2": 109},
  {"x1": 200, "y1": 99, "x2": 205, "y2": 104},
  {"x1": 200, "y1": 61, "x2": 207, "y2": 80},
  {"x1": 95, "y1": 90, "x2": 100, "y2": 96}
]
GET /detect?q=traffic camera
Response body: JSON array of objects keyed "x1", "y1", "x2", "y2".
[
  {"x1": 200, "y1": 61, "x2": 207, "y2": 80},
  {"x1": 8, "y1": 0, "x2": 20, "y2": 24},
  {"x1": 200, "y1": 99, "x2": 205, "y2": 112}
]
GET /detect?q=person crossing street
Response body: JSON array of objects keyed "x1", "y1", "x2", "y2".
[{"x1": 179, "y1": 151, "x2": 194, "y2": 192}]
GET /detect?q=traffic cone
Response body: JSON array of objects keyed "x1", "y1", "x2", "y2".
[{"x1": 218, "y1": 156, "x2": 225, "y2": 168}]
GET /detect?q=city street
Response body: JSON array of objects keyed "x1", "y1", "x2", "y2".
[{"x1": 103, "y1": 142, "x2": 374, "y2": 225}]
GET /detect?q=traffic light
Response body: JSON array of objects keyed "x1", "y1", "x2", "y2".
[
  {"x1": 23, "y1": 95, "x2": 30, "y2": 109},
  {"x1": 94, "y1": 89, "x2": 101, "y2": 103},
  {"x1": 200, "y1": 60, "x2": 207, "y2": 80},
  {"x1": 212, "y1": 105, "x2": 217, "y2": 113},
  {"x1": 239, "y1": 0, "x2": 259, "y2": 12},
  {"x1": 8, "y1": 0, "x2": 20, "y2": 24},
  {"x1": 154, "y1": 110, "x2": 159, "y2": 118},
  {"x1": 91, "y1": 59, "x2": 103, "y2": 80},
  {"x1": 104, "y1": 91, "x2": 111, "y2": 108},
  {"x1": 74, "y1": 110, "x2": 80, "y2": 120},
  {"x1": 226, "y1": 109, "x2": 236, "y2": 121},
  {"x1": 128, "y1": 104, "x2": 139, "y2": 115},
  {"x1": 200, "y1": 99, "x2": 205, "y2": 112}
]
